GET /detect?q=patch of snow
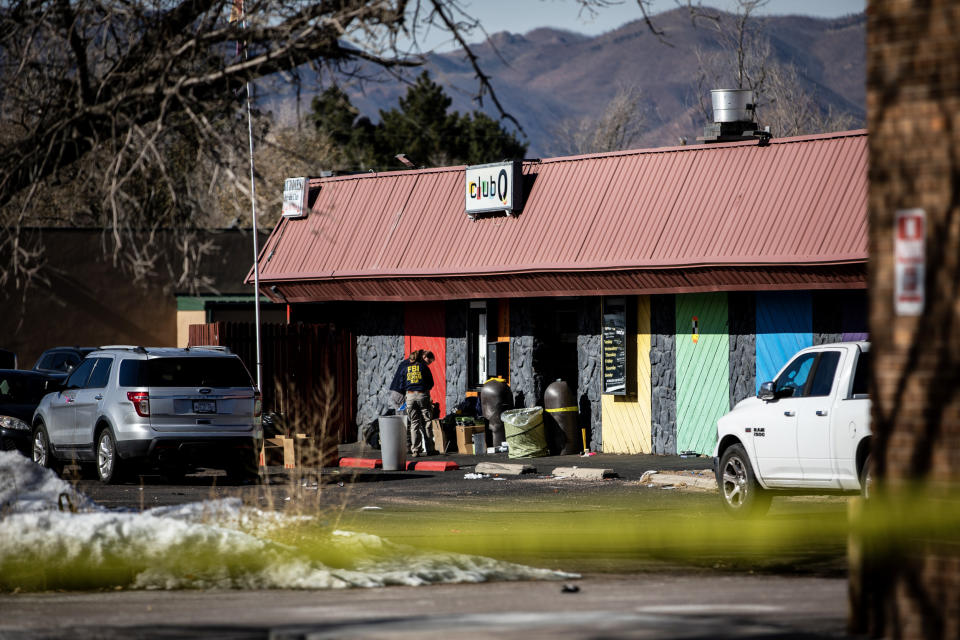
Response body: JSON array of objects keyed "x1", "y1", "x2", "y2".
[
  {"x1": 0, "y1": 451, "x2": 96, "y2": 514},
  {"x1": 0, "y1": 449, "x2": 577, "y2": 592},
  {"x1": 146, "y1": 497, "x2": 309, "y2": 537}
]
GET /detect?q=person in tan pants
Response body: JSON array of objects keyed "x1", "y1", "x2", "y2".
[{"x1": 399, "y1": 350, "x2": 435, "y2": 456}]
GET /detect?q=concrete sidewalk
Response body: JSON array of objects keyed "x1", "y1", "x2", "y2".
[{"x1": 336, "y1": 441, "x2": 713, "y2": 482}]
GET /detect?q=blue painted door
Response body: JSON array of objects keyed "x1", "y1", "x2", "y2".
[{"x1": 755, "y1": 292, "x2": 813, "y2": 392}]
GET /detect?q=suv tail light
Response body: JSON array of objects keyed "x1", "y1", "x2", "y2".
[
  {"x1": 254, "y1": 392, "x2": 262, "y2": 418},
  {"x1": 127, "y1": 391, "x2": 150, "y2": 417}
]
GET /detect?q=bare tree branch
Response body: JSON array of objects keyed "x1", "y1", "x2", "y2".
[
  {"x1": 0, "y1": 0, "x2": 675, "y2": 296},
  {"x1": 550, "y1": 85, "x2": 649, "y2": 156},
  {"x1": 424, "y1": 0, "x2": 523, "y2": 134}
]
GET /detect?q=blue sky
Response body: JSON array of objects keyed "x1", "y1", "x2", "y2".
[{"x1": 419, "y1": 1, "x2": 866, "y2": 51}]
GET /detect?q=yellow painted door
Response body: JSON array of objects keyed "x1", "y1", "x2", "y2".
[{"x1": 601, "y1": 296, "x2": 651, "y2": 453}]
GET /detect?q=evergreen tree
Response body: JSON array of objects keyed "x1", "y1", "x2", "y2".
[
  {"x1": 376, "y1": 72, "x2": 461, "y2": 167},
  {"x1": 458, "y1": 111, "x2": 528, "y2": 166},
  {"x1": 309, "y1": 71, "x2": 527, "y2": 171},
  {"x1": 309, "y1": 86, "x2": 376, "y2": 170},
  {"x1": 309, "y1": 86, "x2": 360, "y2": 147}
]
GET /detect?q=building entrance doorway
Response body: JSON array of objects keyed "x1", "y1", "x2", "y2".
[{"x1": 533, "y1": 301, "x2": 579, "y2": 406}]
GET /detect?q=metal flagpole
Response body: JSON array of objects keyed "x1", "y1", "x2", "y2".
[{"x1": 238, "y1": 1, "x2": 263, "y2": 391}]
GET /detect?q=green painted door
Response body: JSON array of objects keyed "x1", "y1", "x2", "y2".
[{"x1": 675, "y1": 292, "x2": 729, "y2": 455}]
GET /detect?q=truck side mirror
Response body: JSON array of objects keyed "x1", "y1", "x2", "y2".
[{"x1": 758, "y1": 381, "x2": 776, "y2": 401}]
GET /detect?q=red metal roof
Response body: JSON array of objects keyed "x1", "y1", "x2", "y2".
[{"x1": 252, "y1": 130, "x2": 867, "y2": 302}]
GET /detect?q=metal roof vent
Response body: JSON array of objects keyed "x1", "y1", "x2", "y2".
[{"x1": 697, "y1": 89, "x2": 771, "y2": 145}]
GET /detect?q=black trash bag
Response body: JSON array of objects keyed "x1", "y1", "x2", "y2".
[
  {"x1": 361, "y1": 420, "x2": 381, "y2": 449},
  {"x1": 454, "y1": 398, "x2": 478, "y2": 417},
  {"x1": 262, "y1": 412, "x2": 283, "y2": 438}
]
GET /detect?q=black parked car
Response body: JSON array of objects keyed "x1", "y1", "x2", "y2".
[
  {"x1": 0, "y1": 369, "x2": 59, "y2": 456},
  {"x1": 33, "y1": 347, "x2": 96, "y2": 380}
]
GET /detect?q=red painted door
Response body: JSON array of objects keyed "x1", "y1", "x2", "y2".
[{"x1": 404, "y1": 302, "x2": 446, "y2": 417}]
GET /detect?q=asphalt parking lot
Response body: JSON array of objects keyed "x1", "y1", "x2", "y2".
[
  {"x1": 76, "y1": 443, "x2": 718, "y2": 510},
  {"x1": 2, "y1": 573, "x2": 852, "y2": 640},
  {"x1": 3, "y1": 444, "x2": 857, "y2": 639}
]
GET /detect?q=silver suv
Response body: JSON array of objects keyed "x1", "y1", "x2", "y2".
[{"x1": 31, "y1": 346, "x2": 262, "y2": 483}]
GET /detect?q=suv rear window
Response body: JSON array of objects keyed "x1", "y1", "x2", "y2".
[{"x1": 119, "y1": 357, "x2": 253, "y2": 388}]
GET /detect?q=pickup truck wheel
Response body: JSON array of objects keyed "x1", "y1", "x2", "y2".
[
  {"x1": 860, "y1": 455, "x2": 873, "y2": 499},
  {"x1": 719, "y1": 444, "x2": 771, "y2": 517}
]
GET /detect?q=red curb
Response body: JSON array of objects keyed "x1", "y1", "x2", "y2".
[
  {"x1": 339, "y1": 457, "x2": 382, "y2": 469},
  {"x1": 405, "y1": 460, "x2": 460, "y2": 472}
]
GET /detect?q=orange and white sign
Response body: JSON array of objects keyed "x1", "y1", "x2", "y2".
[
  {"x1": 895, "y1": 208, "x2": 925, "y2": 316},
  {"x1": 282, "y1": 177, "x2": 308, "y2": 218}
]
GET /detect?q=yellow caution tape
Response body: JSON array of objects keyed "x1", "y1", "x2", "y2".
[{"x1": 545, "y1": 406, "x2": 578, "y2": 413}]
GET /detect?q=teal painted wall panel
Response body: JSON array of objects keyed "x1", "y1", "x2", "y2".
[
  {"x1": 756, "y1": 292, "x2": 813, "y2": 392},
  {"x1": 675, "y1": 293, "x2": 729, "y2": 455}
]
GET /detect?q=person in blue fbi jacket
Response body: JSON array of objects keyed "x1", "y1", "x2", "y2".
[{"x1": 397, "y1": 350, "x2": 435, "y2": 456}]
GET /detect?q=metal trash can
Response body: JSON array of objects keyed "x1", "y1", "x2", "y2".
[
  {"x1": 480, "y1": 379, "x2": 513, "y2": 447},
  {"x1": 378, "y1": 415, "x2": 407, "y2": 470},
  {"x1": 544, "y1": 379, "x2": 580, "y2": 455}
]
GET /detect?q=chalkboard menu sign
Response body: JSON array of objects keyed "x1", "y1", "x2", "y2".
[{"x1": 602, "y1": 297, "x2": 627, "y2": 395}]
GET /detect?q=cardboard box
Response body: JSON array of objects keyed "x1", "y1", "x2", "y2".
[
  {"x1": 431, "y1": 419, "x2": 451, "y2": 454},
  {"x1": 456, "y1": 424, "x2": 485, "y2": 455},
  {"x1": 259, "y1": 436, "x2": 291, "y2": 467},
  {"x1": 259, "y1": 434, "x2": 332, "y2": 468}
]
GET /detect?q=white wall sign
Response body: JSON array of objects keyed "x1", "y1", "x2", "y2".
[
  {"x1": 894, "y1": 208, "x2": 925, "y2": 316},
  {"x1": 464, "y1": 161, "x2": 522, "y2": 216},
  {"x1": 282, "y1": 177, "x2": 308, "y2": 218}
]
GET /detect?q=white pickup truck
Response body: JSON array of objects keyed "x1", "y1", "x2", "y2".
[{"x1": 713, "y1": 341, "x2": 872, "y2": 516}]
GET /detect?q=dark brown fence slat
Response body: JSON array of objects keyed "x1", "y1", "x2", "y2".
[{"x1": 188, "y1": 321, "x2": 356, "y2": 443}]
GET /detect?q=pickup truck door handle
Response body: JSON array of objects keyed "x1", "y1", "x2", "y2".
[
  {"x1": 783, "y1": 411, "x2": 796, "y2": 417},
  {"x1": 816, "y1": 410, "x2": 827, "y2": 416},
  {"x1": 94, "y1": 394, "x2": 103, "y2": 401}
]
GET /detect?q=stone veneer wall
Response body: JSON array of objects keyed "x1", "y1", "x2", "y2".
[
  {"x1": 509, "y1": 299, "x2": 536, "y2": 408},
  {"x1": 354, "y1": 302, "x2": 404, "y2": 429},
  {"x1": 728, "y1": 292, "x2": 756, "y2": 408},
  {"x1": 650, "y1": 294, "x2": 677, "y2": 455},
  {"x1": 577, "y1": 298, "x2": 602, "y2": 451},
  {"x1": 445, "y1": 301, "x2": 468, "y2": 414}
]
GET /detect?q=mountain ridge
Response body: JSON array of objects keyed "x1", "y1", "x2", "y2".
[{"x1": 264, "y1": 8, "x2": 865, "y2": 157}]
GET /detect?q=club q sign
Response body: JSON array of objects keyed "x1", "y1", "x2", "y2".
[{"x1": 464, "y1": 161, "x2": 522, "y2": 217}]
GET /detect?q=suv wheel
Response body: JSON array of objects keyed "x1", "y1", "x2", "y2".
[
  {"x1": 32, "y1": 423, "x2": 63, "y2": 475},
  {"x1": 719, "y1": 444, "x2": 771, "y2": 517},
  {"x1": 96, "y1": 428, "x2": 125, "y2": 484}
]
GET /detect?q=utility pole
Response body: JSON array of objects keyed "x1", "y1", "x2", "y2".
[{"x1": 233, "y1": 0, "x2": 263, "y2": 390}]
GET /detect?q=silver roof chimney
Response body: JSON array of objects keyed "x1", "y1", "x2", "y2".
[{"x1": 697, "y1": 89, "x2": 771, "y2": 144}]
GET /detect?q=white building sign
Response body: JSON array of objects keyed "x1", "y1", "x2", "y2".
[
  {"x1": 282, "y1": 177, "x2": 308, "y2": 218},
  {"x1": 464, "y1": 161, "x2": 522, "y2": 216},
  {"x1": 895, "y1": 208, "x2": 925, "y2": 316}
]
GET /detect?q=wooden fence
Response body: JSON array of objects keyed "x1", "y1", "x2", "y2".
[{"x1": 188, "y1": 321, "x2": 357, "y2": 443}]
